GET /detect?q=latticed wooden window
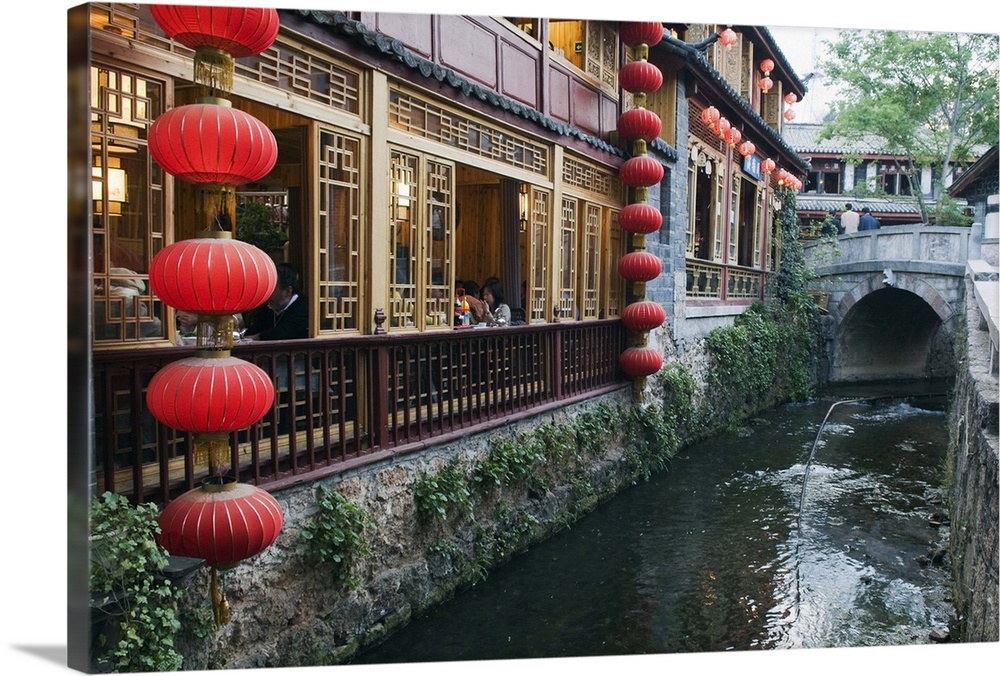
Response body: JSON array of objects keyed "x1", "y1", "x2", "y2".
[
  {"x1": 558, "y1": 197, "x2": 578, "y2": 320},
  {"x1": 713, "y1": 164, "x2": 727, "y2": 262},
  {"x1": 387, "y1": 149, "x2": 454, "y2": 330},
  {"x1": 584, "y1": 21, "x2": 619, "y2": 94},
  {"x1": 318, "y1": 128, "x2": 363, "y2": 332},
  {"x1": 91, "y1": 64, "x2": 167, "y2": 346},
  {"x1": 580, "y1": 203, "x2": 602, "y2": 320},
  {"x1": 605, "y1": 209, "x2": 624, "y2": 318},
  {"x1": 527, "y1": 187, "x2": 551, "y2": 322}
]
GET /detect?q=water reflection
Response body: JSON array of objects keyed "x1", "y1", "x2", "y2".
[{"x1": 352, "y1": 394, "x2": 954, "y2": 664}]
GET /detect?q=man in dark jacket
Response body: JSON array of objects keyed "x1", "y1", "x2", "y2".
[
  {"x1": 858, "y1": 206, "x2": 880, "y2": 231},
  {"x1": 245, "y1": 262, "x2": 309, "y2": 340}
]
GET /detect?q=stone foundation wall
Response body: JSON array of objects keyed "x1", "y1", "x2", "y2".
[{"x1": 947, "y1": 271, "x2": 999, "y2": 643}]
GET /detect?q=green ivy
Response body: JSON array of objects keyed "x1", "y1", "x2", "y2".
[
  {"x1": 302, "y1": 486, "x2": 372, "y2": 588},
  {"x1": 414, "y1": 459, "x2": 474, "y2": 523},
  {"x1": 472, "y1": 434, "x2": 547, "y2": 494},
  {"x1": 89, "y1": 492, "x2": 185, "y2": 673}
]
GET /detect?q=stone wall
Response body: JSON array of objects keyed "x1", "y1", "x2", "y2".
[{"x1": 947, "y1": 266, "x2": 999, "y2": 643}]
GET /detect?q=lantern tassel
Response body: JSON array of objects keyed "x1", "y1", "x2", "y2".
[
  {"x1": 211, "y1": 567, "x2": 232, "y2": 628},
  {"x1": 194, "y1": 47, "x2": 235, "y2": 95}
]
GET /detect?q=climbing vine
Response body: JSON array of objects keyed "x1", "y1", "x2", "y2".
[
  {"x1": 302, "y1": 486, "x2": 373, "y2": 588},
  {"x1": 89, "y1": 492, "x2": 185, "y2": 673}
]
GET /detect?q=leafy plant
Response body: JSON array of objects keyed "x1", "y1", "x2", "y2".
[
  {"x1": 473, "y1": 435, "x2": 546, "y2": 494},
  {"x1": 414, "y1": 459, "x2": 473, "y2": 523},
  {"x1": 90, "y1": 492, "x2": 185, "y2": 673},
  {"x1": 236, "y1": 201, "x2": 288, "y2": 252},
  {"x1": 302, "y1": 486, "x2": 372, "y2": 587}
]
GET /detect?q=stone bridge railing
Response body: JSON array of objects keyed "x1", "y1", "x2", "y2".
[{"x1": 802, "y1": 224, "x2": 972, "y2": 279}]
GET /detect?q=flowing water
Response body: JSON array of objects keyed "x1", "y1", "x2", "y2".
[{"x1": 352, "y1": 388, "x2": 955, "y2": 664}]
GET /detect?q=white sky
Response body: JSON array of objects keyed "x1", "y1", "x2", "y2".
[{"x1": 3, "y1": 3, "x2": 996, "y2": 676}]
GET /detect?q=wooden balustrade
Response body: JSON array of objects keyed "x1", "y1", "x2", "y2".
[{"x1": 92, "y1": 321, "x2": 628, "y2": 505}]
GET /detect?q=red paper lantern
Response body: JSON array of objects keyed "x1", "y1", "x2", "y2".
[
  {"x1": 784, "y1": 92, "x2": 798, "y2": 105},
  {"x1": 719, "y1": 27, "x2": 737, "y2": 47},
  {"x1": 158, "y1": 479, "x2": 284, "y2": 569},
  {"x1": 150, "y1": 5, "x2": 280, "y2": 58},
  {"x1": 723, "y1": 127, "x2": 742, "y2": 147},
  {"x1": 758, "y1": 76, "x2": 773, "y2": 93},
  {"x1": 738, "y1": 140, "x2": 756, "y2": 158},
  {"x1": 146, "y1": 355, "x2": 275, "y2": 433},
  {"x1": 621, "y1": 301, "x2": 666, "y2": 332},
  {"x1": 619, "y1": 60, "x2": 663, "y2": 94},
  {"x1": 149, "y1": 233, "x2": 277, "y2": 314},
  {"x1": 618, "y1": 108, "x2": 662, "y2": 142},
  {"x1": 618, "y1": 251, "x2": 662, "y2": 281},
  {"x1": 783, "y1": 108, "x2": 796, "y2": 122},
  {"x1": 761, "y1": 158, "x2": 776, "y2": 174},
  {"x1": 759, "y1": 58, "x2": 775, "y2": 74},
  {"x1": 619, "y1": 21, "x2": 664, "y2": 48},
  {"x1": 717, "y1": 117, "x2": 731, "y2": 137},
  {"x1": 620, "y1": 156, "x2": 665, "y2": 188},
  {"x1": 700, "y1": 105, "x2": 721, "y2": 127},
  {"x1": 619, "y1": 203, "x2": 663, "y2": 234},
  {"x1": 619, "y1": 346, "x2": 663, "y2": 378},
  {"x1": 149, "y1": 102, "x2": 278, "y2": 185},
  {"x1": 774, "y1": 168, "x2": 789, "y2": 185}
]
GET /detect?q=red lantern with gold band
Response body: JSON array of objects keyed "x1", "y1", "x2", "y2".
[
  {"x1": 149, "y1": 102, "x2": 278, "y2": 185},
  {"x1": 619, "y1": 203, "x2": 662, "y2": 234},
  {"x1": 621, "y1": 301, "x2": 666, "y2": 332},
  {"x1": 617, "y1": 108, "x2": 662, "y2": 142},
  {"x1": 700, "y1": 105, "x2": 721, "y2": 127},
  {"x1": 619, "y1": 346, "x2": 664, "y2": 378},
  {"x1": 619, "y1": 21, "x2": 663, "y2": 48},
  {"x1": 149, "y1": 232, "x2": 277, "y2": 315},
  {"x1": 146, "y1": 355, "x2": 275, "y2": 434},
  {"x1": 619, "y1": 60, "x2": 663, "y2": 95},
  {"x1": 618, "y1": 251, "x2": 662, "y2": 281},
  {"x1": 620, "y1": 156, "x2": 664, "y2": 188},
  {"x1": 150, "y1": 5, "x2": 280, "y2": 57},
  {"x1": 738, "y1": 140, "x2": 756, "y2": 158},
  {"x1": 761, "y1": 158, "x2": 776, "y2": 174}
]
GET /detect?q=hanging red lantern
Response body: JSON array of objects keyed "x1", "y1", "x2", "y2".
[
  {"x1": 783, "y1": 108, "x2": 796, "y2": 122},
  {"x1": 761, "y1": 158, "x2": 776, "y2": 174},
  {"x1": 149, "y1": 102, "x2": 278, "y2": 185},
  {"x1": 620, "y1": 155, "x2": 664, "y2": 188},
  {"x1": 150, "y1": 5, "x2": 280, "y2": 58},
  {"x1": 718, "y1": 27, "x2": 737, "y2": 47},
  {"x1": 619, "y1": 346, "x2": 663, "y2": 378},
  {"x1": 716, "y1": 117, "x2": 731, "y2": 138},
  {"x1": 700, "y1": 105, "x2": 721, "y2": 127},
  {"x1": 774, "y1": 168, "x2": 788, "y2": 185},
  {"x1": 758, "y1": 76, "x2": 773, "y2": 93},
  {"x1": 723, "y1": 127, "x2": 742, "y2": 147},
  {"x1": 146, "y1": 355, "x2": 275, "y2": 433},
  {"x1": 149, "y1": 232, "x2": 277, "y2": 315},
  {"x1": 619, "y1": 203, "x2": 663, "y2": 234},
  {"x1": 619, "y1": 60, "x2": 664, "y2": 95},
  {"x1": 619, "y1": 21, "x2": 664, "y2": 48},
  {"x1": 784, "y1": 92, "x2": 798, "y2": 105},
  {"x1": 759, "y1": 58, "x2": 774, "y2": 75},
  {"x1": 617, "y1": 108, "x2": 662, "y2": 142},
  {"x1": 738, "y1": 140, "x2": 756, "y2": 158},
  {"x1": 618, "y1": 251, "x2": 662, "y2": 281},
  {"x1": 621, "y1": 301, "x2": 666, "y2": 332}
]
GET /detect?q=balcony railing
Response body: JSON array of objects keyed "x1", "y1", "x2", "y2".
[
  {"x1": 685, "y1": 259, "x2": 768, "y2": 302},
  {"x1": 93, "y1": 320, "x2": 628, "y2": 505}
]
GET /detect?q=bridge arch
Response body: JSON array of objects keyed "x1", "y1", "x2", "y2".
[{"x1": 830, "y1": 272, "x2": 958, "y2": 382}]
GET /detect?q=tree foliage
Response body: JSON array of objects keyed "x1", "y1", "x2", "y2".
[{"x1": 820, "y1": 29, "x2": 999, "y2": 221}]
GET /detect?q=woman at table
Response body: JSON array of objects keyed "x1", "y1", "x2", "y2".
[
  {"x1": 482, "y1": 278, "x2": 511, "y2": 326},
  {"x1": 460, "y1": 280, "x2": 489, "y2": 324}
]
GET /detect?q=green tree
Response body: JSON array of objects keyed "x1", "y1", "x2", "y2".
[{"x1": 820, "y1": 30, "x2": 998, "y2": 222}]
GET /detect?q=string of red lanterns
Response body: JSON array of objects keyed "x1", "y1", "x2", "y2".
[
  {"x1": 146, "y1": 3, "x2": 285, "y2": 630},
  {"x1": 616, "y1": 21, "x2": 666, "y2": 391}
]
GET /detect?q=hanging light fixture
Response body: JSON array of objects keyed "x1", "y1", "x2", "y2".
[
  {"x1": 761, "y1": 158, "x2": 776, "y2": 174},
  {"x1": 518, "y1": 182, "x2": 529, "y2": 233},
  {"x1": 784, "y1": 108, "x2": 796, "y2": 122},
  {"x1": 784, "y1": 92, "x2": 798, "y2": 105},
  {"x1": 738, "y1": 140, "x2": 756, "y2": 158},
  {"x1": 718, "y1": 27, "x2": 737, "y2": 47}
]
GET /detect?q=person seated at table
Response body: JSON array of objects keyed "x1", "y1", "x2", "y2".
[
  {"x1": 482, "y1": 278, "x2": 511, "y2": 326},
  {"x1": 245, "y1": 262, "x2": 309, "y2": 340},
  {"x1": 460, "y1": 280, "x2": 489, "y2": 324}
]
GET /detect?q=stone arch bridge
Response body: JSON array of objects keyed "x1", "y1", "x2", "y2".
[{"x1": 803, "y1": 225, "x2": 985, "y2": 383}]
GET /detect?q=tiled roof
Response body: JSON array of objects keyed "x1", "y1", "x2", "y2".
[
  {"x1": 783, "y1": 123, "x2": 888, "y2": 155},
  {"x1": 795, "y1": 195, "x2": 923, "y2": 215}
]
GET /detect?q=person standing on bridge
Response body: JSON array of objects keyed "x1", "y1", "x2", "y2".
[
  {"x1": 841, "y1": 203, "x2": 860, "y2": 234},
  {"x1": 858, "y1": 206, "x2": 880, "y2": 231}
]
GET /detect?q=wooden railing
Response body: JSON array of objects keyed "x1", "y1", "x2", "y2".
[
  {"x1": 92, "y1": 321, "x2": 628, "y2": 505},
  {"x1": 686, "y1": 259, "x2": 767, "y2": 301}
]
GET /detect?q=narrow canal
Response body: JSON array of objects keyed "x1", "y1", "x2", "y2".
[{"x1": 351, "y1": 386, "x2": 955, "y2": 664}]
